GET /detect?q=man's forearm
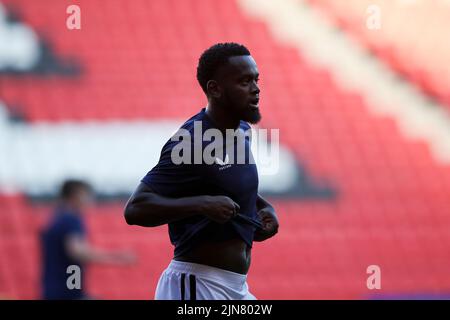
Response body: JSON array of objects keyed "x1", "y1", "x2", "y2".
[{"x1": 125, "y1": 191, "x2": 211, "y2": 227}]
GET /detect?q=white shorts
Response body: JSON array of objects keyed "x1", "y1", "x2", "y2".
[{"x1": 154, "y1": 260, "x2": 256, "y2": 300}]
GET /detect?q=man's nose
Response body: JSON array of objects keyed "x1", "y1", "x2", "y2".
[{"x1": 251, "y1": 81, "x2": 260, "y2": 94}]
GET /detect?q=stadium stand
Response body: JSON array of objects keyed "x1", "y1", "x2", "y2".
[
  {"x1": 0, "y1": 0, "x2": 449, "y2": 299},
  {"x1": 306, "y1": 0, "x2": 450, "y2": 108}
]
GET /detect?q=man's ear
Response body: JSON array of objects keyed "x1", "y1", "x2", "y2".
[{"x1": 206, "y1": 80, "x2": 222, "y2": 98}]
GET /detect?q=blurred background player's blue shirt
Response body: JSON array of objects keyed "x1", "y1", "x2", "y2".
[
  {"x1": 141, "y1": 108, "x2": 260, "y2": 257},
  {"x1": 40, "y1": 207, "x2": 86, "y2": 300}
]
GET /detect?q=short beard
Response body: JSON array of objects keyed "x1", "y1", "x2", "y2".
[
  {"x1": 245, "y1": 109, "x2": 262, "y2": 124},
  {"x1": 221, "y1": 93, "x2": 262, "y2": 124}
]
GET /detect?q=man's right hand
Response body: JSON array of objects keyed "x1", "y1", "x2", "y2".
[{"x1": 201, "y1": 196, "x2": 240, "y2": 224}]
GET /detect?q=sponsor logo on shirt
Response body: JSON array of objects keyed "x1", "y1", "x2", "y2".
[{"x1": 215, "y1": 154, "x2": 232, "y2": 170}]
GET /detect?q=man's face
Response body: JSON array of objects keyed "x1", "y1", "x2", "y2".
[
  {"x1": 216, "y1": 55, "x2": 261, "y2": 124},
  {"x1": 72, "y1": 187, "x2": 94, "y2": 211}
]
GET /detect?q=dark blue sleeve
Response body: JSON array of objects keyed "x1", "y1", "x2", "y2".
[{"x1": 141, "y1": 139, "x2": 203, "y2": 197}]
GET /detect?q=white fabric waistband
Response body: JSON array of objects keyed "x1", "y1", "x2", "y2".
[{"x1": 166, "y1": 260, "x2": 248, "y2": 287}]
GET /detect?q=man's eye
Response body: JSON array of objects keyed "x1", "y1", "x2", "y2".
[{"x1": 255, "y1": 78, "x2": 260, "y2": 83}]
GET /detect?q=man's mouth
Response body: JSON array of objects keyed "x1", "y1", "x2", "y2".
[{"x1": 249, "y1": 98, "x2": 259, "y2": 109}]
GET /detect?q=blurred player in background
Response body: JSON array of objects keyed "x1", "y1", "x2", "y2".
[
  {"x1": 125, "y1": 43, "x2": 279, "y2": 300},
  {"x1": 40, "y1": 179, "x2": 135, "y2": 300}
]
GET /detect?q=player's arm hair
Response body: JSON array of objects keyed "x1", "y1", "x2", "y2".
[{"x1": 124, "y1": 182, "x2": 212, "y2": 227}]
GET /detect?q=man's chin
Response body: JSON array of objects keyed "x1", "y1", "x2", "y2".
[{"x1": 243, "y1": 109, "x2": 262, "y2": 124}]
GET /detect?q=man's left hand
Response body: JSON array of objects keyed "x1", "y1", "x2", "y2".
[{"x1": 253, "y1": 208, "x2": 279, "y2": 242}]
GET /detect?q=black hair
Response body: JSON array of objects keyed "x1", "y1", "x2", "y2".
[
  {"x1": 60, "y1": 179, "x2": 91, "y2": 199},
  {"x1": 196, "y1": 42, "x2": 251, "y2": 94}
]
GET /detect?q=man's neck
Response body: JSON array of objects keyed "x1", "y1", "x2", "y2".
[{"x1": 205, "y1": 103, "x2": 240, "y2": 131}]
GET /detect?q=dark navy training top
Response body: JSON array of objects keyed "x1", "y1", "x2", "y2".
[
  {"x1": 141, "y1": 108, "x2": 261, "y2": 257},
  {"x1": 41, "y1": 207, "x2": 86, "y2": 300}
]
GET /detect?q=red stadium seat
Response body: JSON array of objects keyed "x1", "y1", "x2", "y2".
[{"x1": 0, "y1": 0, "x2": 449, "y2": 299}]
